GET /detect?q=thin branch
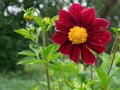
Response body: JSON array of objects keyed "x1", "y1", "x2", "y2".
[
  {"x1": 42, "y1": 30, "x2": 50, "y2": 90},
  {"x1": 107, "y1": 36, "x2": 119, "y2": 75},
  {"x1": 91, "y1": 66, "x2": 94, "y2": 90}
]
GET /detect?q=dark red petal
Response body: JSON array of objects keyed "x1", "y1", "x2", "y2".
[
  {"x1": 59, "y1": 40, "x2": 72, "y2": 55},
  {"x1": 69, "y1": 3, "x2": 83, "y2": 25},
  {"x1": 80, "y1": 8, "x2": 96, "y2": 26},
  {"x1": 59, "y1": 10, "x2": 75, "y2": 28},
  {"x1": 86, "y1": 41, "x2": 106, "y2": 53},
  {"x1": 69, "y1": 44, "x2": 80, "y2": 63},
  {"x1": 52, "y1": 32, "x2": 68, "y2": 44},
  {"x1": 89, "y1": 18, "x2": 110, "y2": 32},
  {"x1": 88, "y1": 30, "x2": 112, "y2": 45},
  {"x1": 81, "y1": 44, "x2": 96, "y2": 65},
  {"x1": 55, "y1": 20, "x2": 69, "y2": 33}
]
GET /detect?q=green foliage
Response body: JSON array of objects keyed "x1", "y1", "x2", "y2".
[
  {"x1": 95, "y1": 68, "x2": 111, "y2": 88},
  {"x1": 14, "y1": 28, "x2": 34, "y2": 41},
  {"x1": 18, "y1": 44, "x2": 61, "y2": 65},
  {"x1": 33, "y1": 15, "x2": 58, "y2": 31},
  {"x1": 14, "y1": 26, "x2": 42, "y2": 42},
  {"x1": 40, "y1": 44, "x2": 62, "y2": 61},
  {"x1": 18, "y1": 50, "x2": 36, "y2": 56},
  {"x1": 115, "y1": 52, "x2": 120, "y2": 64},
  {"x1": 111, "y1": 27, "x2": 120, "y2": 36},
  {"x1": 0, "y1": 73, "x2": 37, "y2": 90},
  {"x1": 0, "y1": 0, "x2": 63, "y2": 71},
  {"x1": 98, "y1": 52, "x2": 120, "y2": 89},
  {"x1": 49, "y1": 59, "x2": 92, "y2": 89},
  {"x1": 18, "y1": 57, "x2": 39, "y2": 65},
  {"x1": 99, "y1": 52, "x2": 111, "y2": 72}
]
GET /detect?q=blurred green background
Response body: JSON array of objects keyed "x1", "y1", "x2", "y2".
[{"x1": 0, "y1": 0, "x2": 120, "y2": 90}]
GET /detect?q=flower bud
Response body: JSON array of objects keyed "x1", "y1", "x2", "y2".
[{"x1": 23, "y1": 13, "x2": 32, "y2": 21}]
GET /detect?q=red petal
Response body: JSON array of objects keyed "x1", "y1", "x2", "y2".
[
  {"x1": 80, "y1": 8, "x2": 96, "y2": 26},
  {"x1": 69, "y1": 3, "x2": 83, "y2": 25},
  {"x1": 59, "y1": 10, "x2": 75, "y2": 28},
  {"x1": 89, "y1": 18, "x2": 110, "y2": 32},
  {"x1": 69, "y1": 44, "x2": 80, "y2": 63},
  {"x1": 59, "y1": 40, "x2": 72, "y2": 55},
  {"x1": 55, "y1": 20, "x2": 69, "y2": 33},
  {"x1": 52, "y1": 32, "x2": 68, "y2": 44},
  {"x1": 88, "y1": 30, "x2": 111, "y2": 45},
  {"x1": 81, "y1": 44, "x2": 96, "y2": 65},
  {"x1": 86, "y1": 41, "x2": 106, "y2": 53}
]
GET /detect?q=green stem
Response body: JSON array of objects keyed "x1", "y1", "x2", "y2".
[
  {"x1": 45, "y1": 63, "x2": 50, "y2": 90},
  {"x1": 57, "y1": 82, "x2": 61, "y2": 90},
  {"x1": 84, "y1": 63, "x2": 86, "y2": 71},
  {"x1": 91, "y1": 66, "x2": 94, "y2": 90},
  {"x1": 107, "y1": 36, "x2": 119, "y2": 76},
  {"x1": 42, "y1": 30, "x2": 50, "y2": 90}
]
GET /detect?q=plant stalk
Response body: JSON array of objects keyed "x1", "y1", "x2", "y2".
[
  {"x1": 45, "y1": 63, "x2": 50, "y2": 90},
  {"x1": 42, "y1": 30, "x2": 50, "y2": 90},
  {"x1": 91, "y1": 66, "x2": 94, "y2": 90},
  {"x1": 84, "y1": 63, "x2": 86, "y2": 71},
  {"x1": 107, "y1": 36, "x2": 119, "y2": 76}
]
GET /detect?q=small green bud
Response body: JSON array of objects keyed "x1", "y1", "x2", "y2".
[
  {"x1": 49, "y1": 71, "x2": 53, "y2": 77},
  {"x1": 58, "y1": 79, "x2": 63, "y2": 83},
  {"x1": 23, "y1": 13, "x2": 32, "y2": 21},
  {"x1": 43, "y1": 17, "x2": 50, "y2": 25},
  {"x1": 29, "y1": 26, "x2": 35, "y2": 31}
]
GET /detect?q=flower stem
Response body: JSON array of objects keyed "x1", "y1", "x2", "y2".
[
  {"x1": 42, "y1": 30, "x2": 50, "y2": 90},
  {"x1": 45, "y1": 63, "x2": 50, "y2": 90},
  {"x1": 107, "y1": 36, "x2": 119, "y2": 76},
  {"x1": 91, "y1": 65, "x2": 94, "y2": 90},
  {"x1": 84, "y1": 63, "x2": 86, "y2": 71}
]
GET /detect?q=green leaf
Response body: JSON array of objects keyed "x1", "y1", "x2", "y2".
[
  {"x1": 95, "y1": 68, "x2": 110, "y2": 87},
  {"x1": 29, "y1": 44, "x2": 39, "y2": 53},
  {"x1": 18, "y1": 56, "x2": 47, "y2": 65},
  {"x1": 40, "y1": 44, "x2": 61, "y2": 62},
  {"x1": 36, "y1": 27, "x2": 42, "y2": 39},
  {"x1": 40, "y1": 44, "x2": 59, "y2": 58},
  {"x1": 99, "y1": 52, "x2": 110, "y2": 61},
  {"x1": 29, "y1": 44, "x2": 41, "y2": 59},
  {"x1": 14, "y1": 28, "x2": 34, "y2": 40},
  {"x1": 47, "y1": 53, "x2": 62, "y2": 61},
  {"x1": 78, "y1": 73, "x2": 87, "y2": 84},
  {"x1": 32, "y1": 16, "x2": 43, "y2": 27},
  {"x1": 87, "y1": 80, "x2": 99, "y2": 87},
  {"x1": 14, "y1": 28, "x2": 30, "y2": 37},
  {"x1": 18, "y1": 57, "x2": 37, "y2": 65},
  {"x1": 99, "y1": 53, "x2": 110, "y2": 71},
  {"x1": 34, "y1": 60, "x2": 48, "y2": 64},
  {"x1": 111, "y1": 27, "x2": 120, "y2": 36},
  {"x1": 45, "y1": 15, "x2": 58, "y2": 31},
  {"x1": 18, "y1": 50, "x2": 36, "y2": 56},
  {"x1": 114, "y1": 52, "x2": 120, "y2": 64},
  {"x1": 50, "y1": 15, "x2": 58, "y2": 26}
]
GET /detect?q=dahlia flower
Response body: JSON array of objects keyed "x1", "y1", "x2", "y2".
[{"x1": 52, "y1": 3, "x2": 111, "y2": 64}]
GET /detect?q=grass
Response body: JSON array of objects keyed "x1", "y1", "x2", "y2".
[
  {"x1": 0, "y1": 61, "x2": 120, "y2": 90},
  {"x1": 0, "y1": 64, "x2": 45, "y2": 90},
  {"x1": 0, "y1": 74, "x2": 36, "y2": 90}
]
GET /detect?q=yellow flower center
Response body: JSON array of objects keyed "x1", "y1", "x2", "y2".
[{"x1": 68, "y1": 26, "x2": 88, "y2": 44}]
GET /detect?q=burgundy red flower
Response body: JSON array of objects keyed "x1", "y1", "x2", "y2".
[{"x1": 52, "y1": 3, "x2": 111, "y2": 64}]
